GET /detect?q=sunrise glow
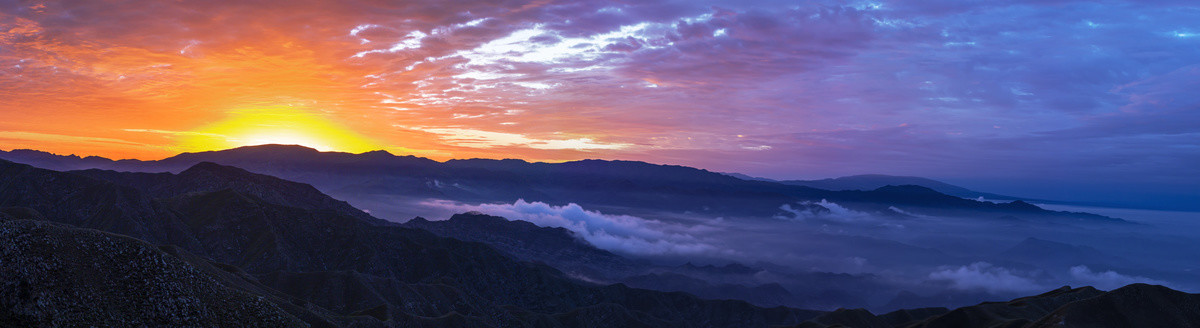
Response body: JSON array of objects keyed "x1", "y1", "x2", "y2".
[
  {"x1": 2, "y1": 0, "x2": 1197, "y2": 203},
  {"x1": 171, "y1": 106, "x2": 382, "y2": 153}
]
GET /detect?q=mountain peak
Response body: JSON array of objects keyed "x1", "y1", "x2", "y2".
[
  {"x1": 1024, "y1": 283, "x2": 1200, "y2": 327},
  {"x1": 359, "y1": 149, "x2": 394, "y2": 157},
  {"x1": 1005, "y1": 200, "x2": 1042, "y2": 211},
  {"x1": 167, "y1": 144, "x2": 322, "y2": 162},
  {"x1": 872, "y1": 184, "x2": 942, "y2": 194},
  {"x1": 229, "y1": 144, "x2": 321, "y2": 152},
  {"x1": 7, "y1": 148, "x2": 72, "y2": 157},
  {"x1": 180, "y1": 161, "x2": 254, "y2": 177},
  {"x1": 449, "y1": 211, "x2": 507, "y2": 223}
]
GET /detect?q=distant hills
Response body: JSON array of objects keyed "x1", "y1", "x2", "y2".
[
  {"x1": 0, "y1": 145, "x2": 1124, "y2": 224},
  {"x1": 723, "y1": 172, "x2": 1028, "y2": 201},
  {"x1": 774, "y1": 174, "x2": 1023, "y2": 201}
]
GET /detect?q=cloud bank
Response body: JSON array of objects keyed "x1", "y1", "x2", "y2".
[
  {"x1": 778, "y1": 199, "x2": 870, "y2": 221},
  {"x1": 424, "y1": 199, "x2": 720, "y2": 256},
  {"x1": 929, "y1": 262, "x2": 1045, "y2": 294},
  {"x1": 1069, "y1": 266, "x2": 1166, "y2": 291}
]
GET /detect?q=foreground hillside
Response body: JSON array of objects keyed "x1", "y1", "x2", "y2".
[
  {"x1": 791, "y1": 284, "x2": 1200, "y2": 328},
  {"x1": 0, "y1": 215, "x2": 307, "y2": 327},
  {"x1": 8, "y1": 205, "x2": 1197, "y2": 327}
]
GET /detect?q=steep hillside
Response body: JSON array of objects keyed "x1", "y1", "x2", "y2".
[
  {"x1": 403, "y1": 212, "x2": 643, "y2": 280},
  {"x1": 0, "y1": 217, "x2": 306, "y2": 327}
]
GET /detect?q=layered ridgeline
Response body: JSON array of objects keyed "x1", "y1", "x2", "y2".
[
  {"x1": 3, "y1": 158, "x2": 1199, "y2": 327},
  {"x1": 0, "y1": 145, "x2": 1122, "y2": 223},
  {"x1": 770, "y1": 174, "x2": 1021, "y2": 201},
  {"x1": 1, "y1": 145, "x2": 1167, "y2": 314},
  {"x1": 0, "y1": 159, "x2": 819, "y2": 327},
  {"x1": 402, "y1": 212, "x2": 884, "y2": 311}
]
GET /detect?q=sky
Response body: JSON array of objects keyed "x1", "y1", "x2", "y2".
[{"x1": 1, "y1": 0, "x2": 1197, "y2": 206}]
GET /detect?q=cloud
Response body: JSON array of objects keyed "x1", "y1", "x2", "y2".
[
  {"x1": 422, "y1": 199, "x2": 720, "y2": 256},
  {"x1": 400, "y1": 126, "x2": 632, "y2": 150},
  {"x1": 777, "y1": 199, "x2": 871, "y2": 222},
  {"x1": 929, "y1": 262, "x2": 1046, "y2": 294},
  {"x1": 1069, "y1": 266, "x2": 1167, "y2": 291},
  {"x1": 0, "y1": 131, "x2": 163, "y2": 158}
]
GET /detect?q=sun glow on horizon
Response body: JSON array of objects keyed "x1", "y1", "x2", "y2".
[{"x1": 177, "y1": 106, "x2": 384, "y2": 154}]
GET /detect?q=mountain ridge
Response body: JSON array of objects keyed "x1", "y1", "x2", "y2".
[
  {"x1": 775, "y1": 174, "x2": 1024, "y2": 201},
  {"x1": 0, "y1": 158, "x2": 824, "y2": 327},
  {"x1": 0, "y1": 145, "x2": 1124, "y2": 224}
]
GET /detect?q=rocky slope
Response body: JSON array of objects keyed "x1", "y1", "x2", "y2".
[{"x1": 0, "y1": 215, "x2": 306, "y2": 327}]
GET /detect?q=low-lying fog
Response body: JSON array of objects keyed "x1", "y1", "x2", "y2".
[{"x1": 340, "y1": 192, "x2": 1200, "y2": 311}]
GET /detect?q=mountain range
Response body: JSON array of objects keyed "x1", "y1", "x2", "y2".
[
  {"x1": 0, "y1": 145, "x2": 1122, "y2": 224},
  {"x1": 2, "y1": 146, "x2": 1197, "y2": 327},
  {"x1": 771, "y1": 174, "x2": 1022, "y2": 201},
  {"x1": 0, "y1": 158, "x2": 821, "y2": 327}
]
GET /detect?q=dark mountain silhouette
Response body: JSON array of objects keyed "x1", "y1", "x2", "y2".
[
  {"x1": 0, "y1": 159, "x2": 822, "y2": 327},
  {"x1": 827, "y1": 185, "x2": 1121, "y2": 223},
  {"x1": 0, "y1": 157, "x2": 202, "y2": 249},
  {"x1": 907, "y1": 286, "x2": 1106, "y2": 328},
  {"x1": 804, "y1": 308, "x2": 894, "y2": 328},
  {"x1": 73, "y1": 161, "x2": 381, "y2": 223},
  {"x1": 1026, "y1": 284, "x2": 1200, "y2": 328},
  {"x1": 0, "y1": 217, "x2": 308, "y2": 327},
  {"x1": 402, "y1": 212, "x2": 642, "y2": 281},
  {"x1": 774, "y1": 174, "x2": 1022, "y2": 200},
  {"x1": 787, "y1": 284, "x2": 1200, "y2": 328},
  {"x1": 880, "y1": 289, "x2": 1009, "y2": 314},
  {"x1": 877, "y1": 307, "x2": 951, "y2": 327},
  {"x1": 620, "y1": 272, "x2": 798, "y2": 308},
  {"x1": 0, "y1": 148, "x2": 128, "y2": 171},
  {"x1": 1, "y1": 157, "x2": 1198, "y2": 327},
  {"x1": 0, "y1": 145, "x2": 1125, "y2": 224},
  {"x1": 721, "y1": 172, "x2": 778, "y2": 182}
]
